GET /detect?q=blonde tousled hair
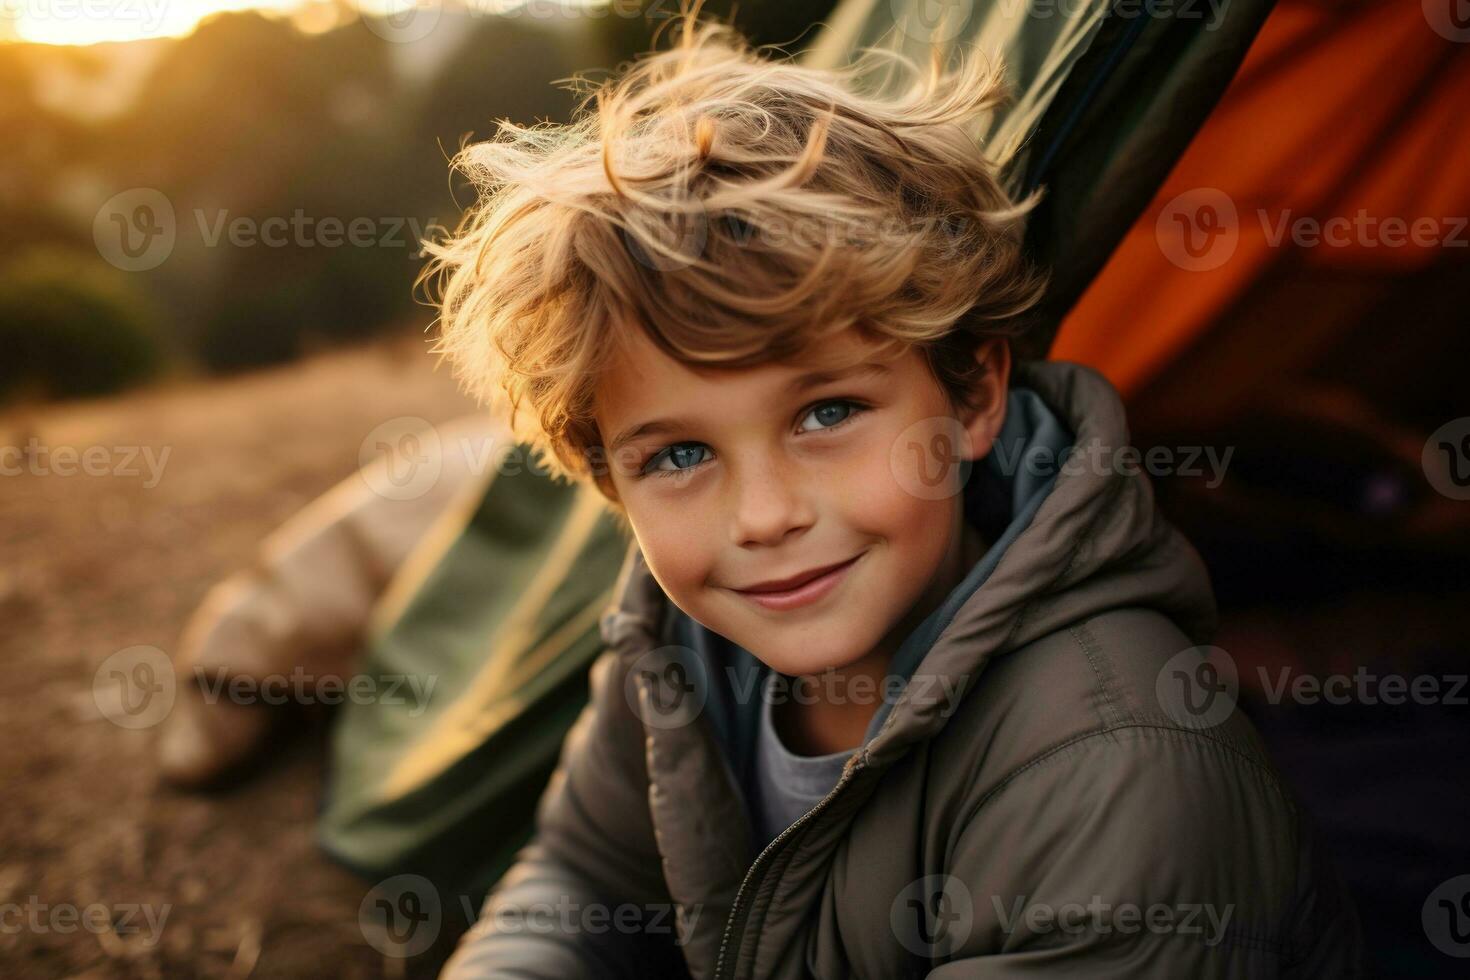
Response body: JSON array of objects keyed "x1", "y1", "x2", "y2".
[{"x1": 419, "y1": 2, "x2": 1048, "y2": 505}]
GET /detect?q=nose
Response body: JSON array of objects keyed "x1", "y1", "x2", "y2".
[{"x1": 727, "y1": 451, "x2": 816, "y2": 549}]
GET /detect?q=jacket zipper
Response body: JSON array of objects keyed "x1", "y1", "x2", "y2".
[{"x1": 712, "y1": 759, "x2": 866, "y2": 980}]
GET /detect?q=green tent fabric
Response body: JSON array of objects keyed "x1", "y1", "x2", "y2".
[
  {"x1": 802, "y1": 0, "x2": 1276, "y2": 357},
  {"x1": 318, "y1": 458, "x2": 629, "y2": 897},
  {"x1": 317, "y1": 0, "x2": 1276, "y2": 900}
]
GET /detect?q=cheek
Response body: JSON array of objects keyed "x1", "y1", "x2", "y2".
[
  {"x1": 843, "y1": 425, "x2": 960, "y2": 594},
  {"x1": 623, "y1": 497, "x2": 721, "y2": 612},
  {"x1": 839, "y1": 420, "x2": 955, "y2": 538},
  {"x1": 866, "y1": 475, "x2": 955, "y2": 577}
]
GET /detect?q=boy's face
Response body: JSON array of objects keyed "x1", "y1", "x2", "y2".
[{"x1": 593, "y1": 325, "x2": 1009, "y2": 677}]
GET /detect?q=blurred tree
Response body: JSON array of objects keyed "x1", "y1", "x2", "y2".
[
  {"x1": 0, "y1": 247, "x2": 165, "y2": 403},
  {"x1": 0, "y1": 47, "x2": 94, "y2": 256},
  {"x1": 0, "y1": 0, "x2": 839, "y2": 400},
  {"x1": 197, "y1": 277, "x2": 307, "y2": 371},
  {"x1": 101, "y1": 11, "x2": 415, "y2": 369}
]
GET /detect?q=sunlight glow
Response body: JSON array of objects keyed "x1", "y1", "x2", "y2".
[
  {"x1": 7, "y1": 0, "x2": 610, "y2": 46},
  {"x1": 9, "y1": 0, "x2": 306, "y2": 45}
]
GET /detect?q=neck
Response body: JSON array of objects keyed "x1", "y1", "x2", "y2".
[{"x1": 773, "y1": 516, "x2": 987, "y2": 756}]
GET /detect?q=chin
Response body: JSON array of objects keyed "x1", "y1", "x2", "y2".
[{"x1": 736, "y1": 624, "x2": 877, "y2": 678}]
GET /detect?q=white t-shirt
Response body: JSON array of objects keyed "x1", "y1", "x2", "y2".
[{"x1": 750, "y1": 672, "x2": 855, "y2": 849}]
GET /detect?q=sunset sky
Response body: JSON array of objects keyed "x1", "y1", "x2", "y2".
[
  {"x1": 10, "y1": 0, "x2": 309, "y2": 44},
  {"x1": 4, "y1": 0, "x2": 539, "y2": 45}
]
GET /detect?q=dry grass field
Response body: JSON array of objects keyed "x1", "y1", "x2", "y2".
[{"x1": 0, "y1": 335, "x2": 478, "y2": 979}]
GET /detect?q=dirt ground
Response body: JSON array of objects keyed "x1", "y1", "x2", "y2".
[{"x1": 0, "y1": 335, "x2": 481, "y2": 979}]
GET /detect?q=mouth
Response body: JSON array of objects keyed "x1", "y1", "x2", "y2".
[{"x1": 730, "y1": 551, "x2": 865, "y2": 612}]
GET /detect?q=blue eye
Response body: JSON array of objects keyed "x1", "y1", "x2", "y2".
[
  {"x1": 644, "y1": 443, "x2": 711, "y2": 477},
  {"x1": 799, "y1": 400, "x2": 862, "y2": 433}
]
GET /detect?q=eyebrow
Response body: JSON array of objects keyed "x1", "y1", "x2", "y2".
[{"x1": 607, "y1": 361, "x2": 892, "y2": 452}]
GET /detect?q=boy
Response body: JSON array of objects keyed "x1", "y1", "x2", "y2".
[{"x1": 426, "y1": 10, "x2": 1361, "y2": 978}]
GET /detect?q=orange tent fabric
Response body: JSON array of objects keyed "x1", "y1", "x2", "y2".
[{"x1": 1053, "y1": 0, "x2": 1470, "y2": 428}]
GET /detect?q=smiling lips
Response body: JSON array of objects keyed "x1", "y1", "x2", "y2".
[{"x1": 733, "y1": 552, "x2": 864, "y2": 611}]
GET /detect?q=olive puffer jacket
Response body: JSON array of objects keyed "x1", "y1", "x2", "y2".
[{"x1": 441, "y1": 360, "x2": 1363, "y2": 980}]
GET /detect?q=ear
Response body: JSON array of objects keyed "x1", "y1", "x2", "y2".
[{"x1": 958, "y1": 337, "x2": 1010, "y2": 460}]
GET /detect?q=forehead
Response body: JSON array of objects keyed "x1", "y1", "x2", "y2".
[{"x1": 598, "y1": 323, "x2": 893, "y2": 404}]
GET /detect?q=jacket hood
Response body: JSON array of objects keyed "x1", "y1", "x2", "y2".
[{"x1": 598, "y1": 358, "x2": 1218, "y2": 770}]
